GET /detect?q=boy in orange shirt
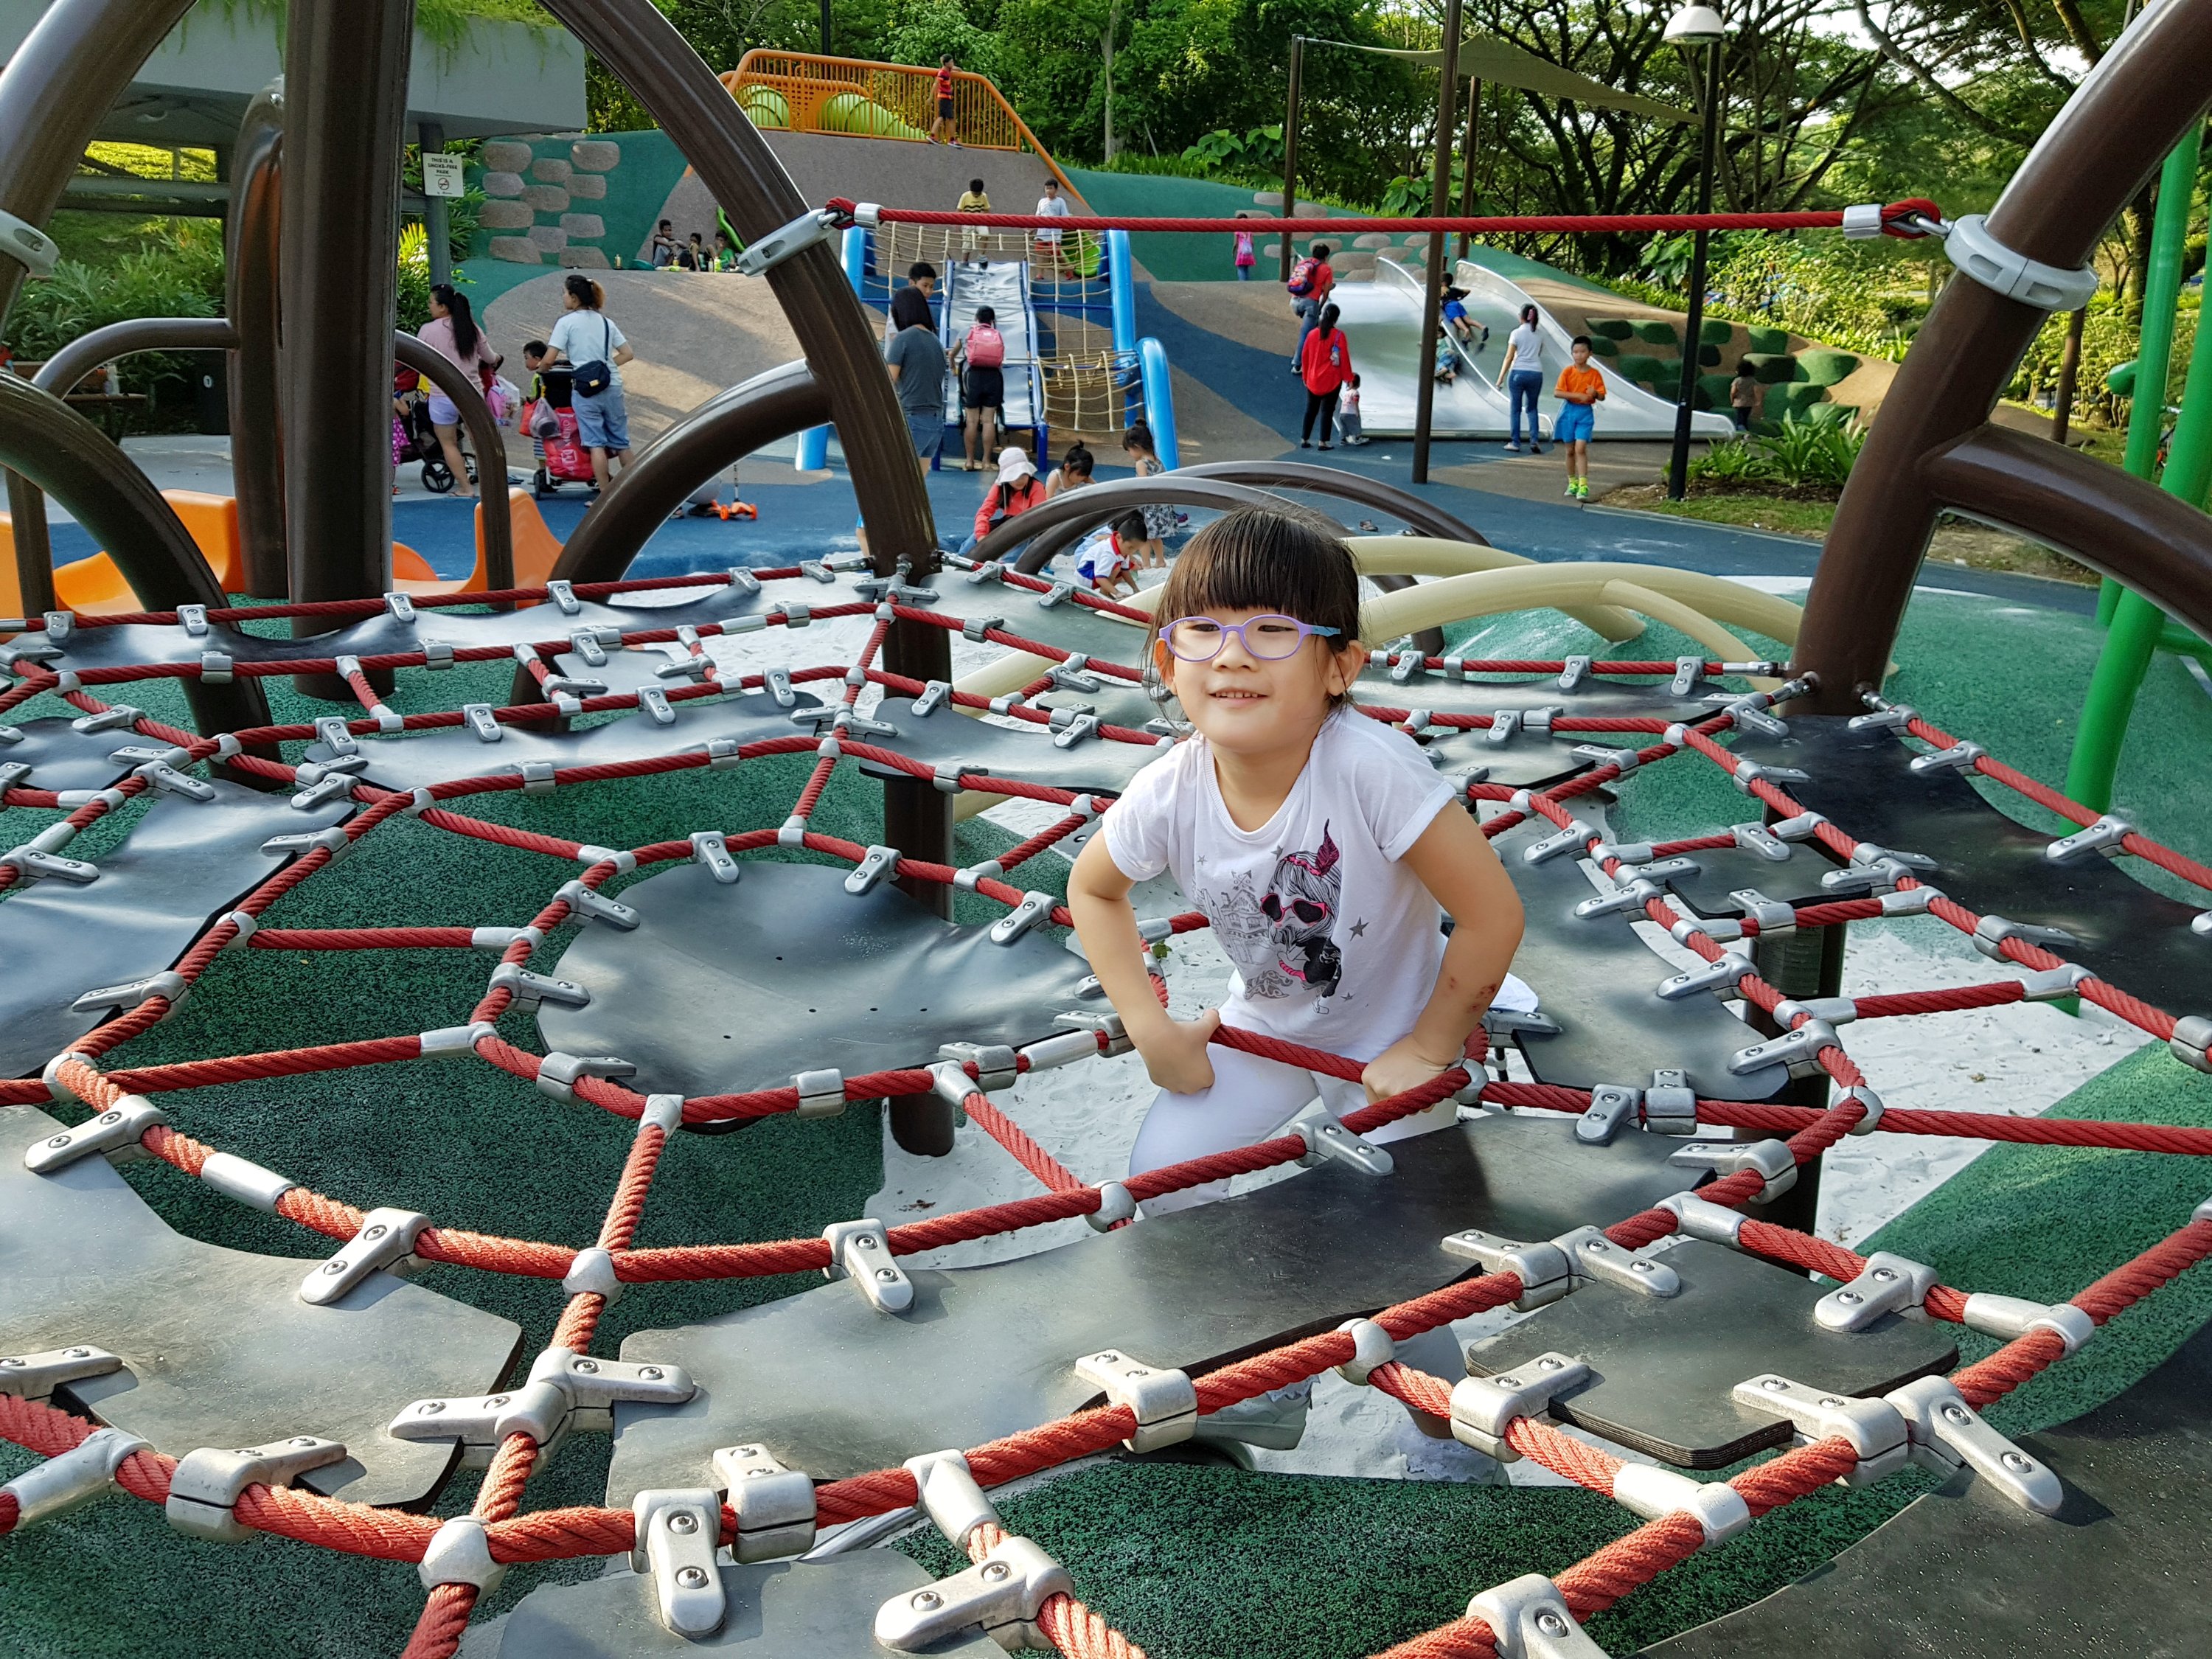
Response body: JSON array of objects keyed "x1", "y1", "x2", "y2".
[{"x1": 1553, "y1": 335, "x2": 1607, "y2": 501}]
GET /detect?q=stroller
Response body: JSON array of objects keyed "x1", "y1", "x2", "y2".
[
  {"x1": 523, "y1": 366, "x2": 596, "y2": 498},
  {"x1": 392, "y1": 369, "x2": 476, "y2": 495}
]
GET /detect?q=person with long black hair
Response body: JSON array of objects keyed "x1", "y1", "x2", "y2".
[
  {"x1": 416, "y1": 282, "x2": 502, "y2": 501},
  {"x1": 546, "y1": 274, "x2": 635, "y2": 492},
  {"x1": 1295, "y1": 302, "x2": 1352, "y2": 451}
]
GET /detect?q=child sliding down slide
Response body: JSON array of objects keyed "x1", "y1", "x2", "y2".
[{"x1": 1068, "y1": 511, "x2": 1528, "y2": 1215}]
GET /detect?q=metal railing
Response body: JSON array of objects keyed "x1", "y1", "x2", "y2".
[{"x1": 722, "y1": 52, "x2": 1081, "y2": 199}]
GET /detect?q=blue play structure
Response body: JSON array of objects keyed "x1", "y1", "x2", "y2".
[{"x1": 801, "y1": 226, "x2": 1177, "y2": 473}]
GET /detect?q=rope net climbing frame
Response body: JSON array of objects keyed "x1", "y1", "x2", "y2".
[{"x1": 1, "y1": 551, "x2": 2210, "y2": 1659}]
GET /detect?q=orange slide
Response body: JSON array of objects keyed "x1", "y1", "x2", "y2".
[{"x1": 1, "y1": 488, "x2": 563, "y2": 619}]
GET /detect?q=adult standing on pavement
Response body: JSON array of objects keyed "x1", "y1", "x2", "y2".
[
  {"x1": 1296, "y1": 302, "x2": 1352, "y2": 451},
  {"x1": 1498, "y1": 302, "x2": 1547, "y2": 454},
  {"x1": 416, "y1": 283, "x2": 501, "y2": 502},
  {"x1": 886, "y1": 285, "x2": 949, "y2": 464},
  {"x1": 546, "y1": 274, "x2": 633, "y2": 493},
  {"x1": 1032, "y1": 177, "x2": 1073, "y2": 280},
  {"x1": 931, "y1": 58, "x2": 961, "y2": 146}
]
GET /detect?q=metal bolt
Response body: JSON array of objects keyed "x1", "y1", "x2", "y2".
[
  {"x1": 45, "y1": 1135, "x2": 68, "y2": 1148},
  {"x1": 875, "y1": 1268, "x2": 898, "y2": 1282},
  {"x1": 291, "y1": 1436, "x2": 315, "y2": 1447},
  {"x1": 487, "y1": 1395, "x2": 510, "y2": 1408},
  {"x1": 912, "y1": 1590, "x2": 942, "y2": 1610},
  {"x1": 668, "y1": 1511, "x2": 699, "y2": 1534},
  {"x1": 1941, "y1": 1404, "x2": 1972, "y2": 1425},
  {"x1": 1819, "y1": 1397, "x2": 1845, "y2": 1408},
  {"x1": 855, "y1": 1236, "x2": 878, "y2": 1251},
  {"x1": 63, "y1": 1347, "x2": 89, "y2": 1359},
  {"x1": 1130, "y1": 1367, "x2": 1150, "y2": 1377},
  {"x1": 417, "y1": 1401, "x2": 446, "y2": 1415},
  {"x1": 1099, "y1": 1352, "x2": 1119, "y2": 1363},
  {"x1": 1871, "y1": 1267, "x2": 1896, "y2": 1282},
  {"x1": 364, "y1": 1224, "x2": 388, "y2": 1240},
  {"x1": 1761, "y1": 1377, "x2": 1788, "y2": 1392},
  {"x1": 1497, "y1": 1376, "x2": 1520, "y2": 1388},
  {"x1": 1537, "y1": 1613, "x2": 1571, "y2": 1638},
  {"x1": 736, "y1": 1446, "x2": 757, "y2": 1457},
  {"x1": 574, "y1": 1358, "x2": 598, "y2": 1374},
  {"x1": 640, "y1": 1367, "x2": 664, "y2": 1380},
  {"x1": 99, "y1": 1111, "x2": 120, "y2": 1124},
  {"x1": 2001, "y1": 1453, "x2": 2034, "y2": 1472},
  {"x1": 1631, "y1": 1260, "x2": 1655, "y2": 1273},
  {"x1": 321, "y1": 1260, "x2": 346, "y2": 1275},
  {"x1": 982, "y1": 1561, "x2": 1010, "y2": 1581},
  {"x1": 0, "y1": 1357, "x2": 24, "y2": 1368},
  {"x1": 1836, "y1": 1291, "x2": 1862, "y2": 1305},
  {"x1": 675, "y1": 1566, "x2": 709, "y2": 1590},
  {"x1": 1537, "y1": 1358, "x2": 1562, "y2": 1370},
  {"x1": 1587, "y1": 1239, "x2": 1611, "y2": 1252},
  {"x1": 745, "y1": 1467, "x2": 772, "y2": 1478}
]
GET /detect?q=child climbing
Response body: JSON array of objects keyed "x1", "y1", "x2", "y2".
[
  {"x1": 1072, "y1": 513, "x2": 1144, "y2": 600},
  {"x1": 1554, "y1": 335, "x2": 1606, "y2": 501},
  {"x1": 1066, "y1": 510, "x2": 1527, "y2": 1214}
]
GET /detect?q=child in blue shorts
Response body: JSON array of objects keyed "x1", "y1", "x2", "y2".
[{"x1": 1552, "y1": 335, "x2": 1606, "y2": 502}]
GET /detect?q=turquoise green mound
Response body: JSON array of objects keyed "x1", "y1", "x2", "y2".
[{"x1": 4, "y1": 582, "x2": 2211, "y2": 1657}]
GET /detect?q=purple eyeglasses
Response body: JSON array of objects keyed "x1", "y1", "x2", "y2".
[{"x1": 1160, "y1": 614, "x2": 1340, "y2": 663}]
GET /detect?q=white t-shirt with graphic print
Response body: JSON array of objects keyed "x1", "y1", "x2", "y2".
[{"x1": 1102, "y1": 710, "x2": 1456, "y2": 1062}]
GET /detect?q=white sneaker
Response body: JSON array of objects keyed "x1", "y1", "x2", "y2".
[{"x1": 1503, "y1": 442, "x2": 1520, "y2": 453}]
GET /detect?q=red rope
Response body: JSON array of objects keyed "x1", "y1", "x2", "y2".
[{"x1": 830, "y1": 198, "x2": 1942, "y2": 238}]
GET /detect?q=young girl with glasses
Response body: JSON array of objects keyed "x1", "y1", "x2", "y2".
[{"x1": 1067, "y1": 509, "x2": 1526, "y2": 1214}]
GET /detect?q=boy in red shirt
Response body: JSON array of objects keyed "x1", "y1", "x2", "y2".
[
  {"x1": 931, "y1": 59, "x2": 959, "y2": 146},
  {"x1": 1552, "y1": 335, "x2": 1607, "y2": 501}
]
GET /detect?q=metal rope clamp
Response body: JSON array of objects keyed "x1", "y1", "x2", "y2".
[
  {"x1": 0, "y1": 206, "x2": 60, "y2": 277},
  {"x1": 876, "y1": 1531, "x2": 1072, "y2": 1653},
  {"x1": 630, "y1": 1486, "x2": 728, "y2": 1638},
  {"x1": 1074, "y1": 1347, "x2": 1197, "y2": 1452},
  {"x1": 1, "y1": 1425, "x2": 150, "y2": 1531},
  {"x1": 1813, "y1": 1251, "x2": 1937, "y2": 1332},
  {"x1": 1940, "y1": 214, "x2": 2100, "y2": 313},
  {"x1": 1884, "y1": 1374, "x2": 2063, "y2": 1514},
  {"x1": 165, "y1": 1435, "x2": 349, "y2": 1542},
  {"x1": 299, "y1": 1206, "x2": 428, "y2": 1304},
  {"x1": 713, "y1": 1443, "x2": 818, "y2": 1562},
  {"x1": 387, "y1": 1346, "x2": 695, "y2": 1467},
  {"x1": 1729, "y1": 1374, "x2": 1909, "y2": 1486},
  {"x1": 0, "y1": 1343, "x2": 126, "y2": 1406},
  {"x1": 24, "y1": 1096, "x2": 168, "y2": 1175},
  {"x1": 1449, "y1": 1353, "x2": 1590, "y2": 1461},
  {"x1": 1467, "y1": 1571, "x2": 1611, "y2": 1659},
  {"x1": 1728, "y1": 1017, "x2": 1839, "y2": 1077},
  {"x1": 1293, "y1": 1113, "x2": 1394, "y2": 1175},
  {"x1": 822, "y1": 1218, "x2": 914, "y2": 1314},
  {"x1": 937, "y1": 1043, "x2": 1018, "y2": 1093},
  {"x1": 1668, "y1": 1138, "x2": 1798, "y2": 1203}
]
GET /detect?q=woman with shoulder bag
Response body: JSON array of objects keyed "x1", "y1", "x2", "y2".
[{"x1": 546, "y1": 274, "x2": 635, "y2": 491}]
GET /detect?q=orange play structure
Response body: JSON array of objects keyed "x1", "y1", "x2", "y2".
[{"x1": 2, "y1": 487, "x2": 563, "y2": 618}]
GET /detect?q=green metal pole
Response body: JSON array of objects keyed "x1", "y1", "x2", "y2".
[
  {"x1": 2065, "y1": 128, "x2": 2212, "y2": 812},
  {"x1": 2096, "y1": 131, "x2": 2200, "y2": 626}
]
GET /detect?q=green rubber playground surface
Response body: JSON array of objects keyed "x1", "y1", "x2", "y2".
[{"x1": 2, "y1": 579, "x2": 2209, "y2": 1658}]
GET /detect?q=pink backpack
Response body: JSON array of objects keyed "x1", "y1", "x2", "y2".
[{"x1": 964, "y1": 324, "x2": 1005, "y2": 368}]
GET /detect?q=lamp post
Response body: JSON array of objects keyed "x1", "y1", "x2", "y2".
[{"x1": 1665, "y1": 4, "x2": 1726, "y2": 501}]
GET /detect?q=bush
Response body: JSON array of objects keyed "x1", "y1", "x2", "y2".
[
  {"x1": 1615, "y1": 353, "x2": 1669, "y2": 385},
  {"x1": 7, "y1": 223, "x2": 225, "y2": 364},
  {"x1": 1698, "y1": 318, "x2": 1734, "y2": 346},
  {"x1": 1689, "y1": 411, "x2": 1865, "y2": 490},
  {"x1": 1798, "y1": 349, "x2": 1860, "y2": 387},
  {"x1": 1747, "y1": 353, "x2": 1799, "y2": 384},
  {"x1": 1631, "y1": 319, "x2": 1679, "y2": 347},
  {"x1": 1588, "y1": 317, "x2": 1635, "y2": 340},
  {"x1": 1585, "y1": 335, "x2": 1618, "y2": 357}
]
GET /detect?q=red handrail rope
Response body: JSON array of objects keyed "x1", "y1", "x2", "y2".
[{"x1": 825, "y1": 197, "x2": 1944, "y2": 240}]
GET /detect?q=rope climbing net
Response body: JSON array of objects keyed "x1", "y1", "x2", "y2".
[{"x1": 1, "y1": 553, "x2": 2209, "y2": 1659}]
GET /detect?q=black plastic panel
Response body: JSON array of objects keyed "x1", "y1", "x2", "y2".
[
  {"x1": 1467, "y1": 1239, "x2": 1958, "y2": 1467},
  {"x1": 0, "y1": 781, "x2": 350, "y2": 1078},
  {"x1": 539, "y1": 860, "x2": 1105, "y2": 1100},
  {"x1": 0, "y1": 1107, "x2": 522, "y2": 1507},
  {"x1": 1498, "y1": 810, "x2": 1788, "y2": 1100},
  {"x1": 1644, "y1": 1317, "x2": 2212, "y2": 1655},
  {"x1": 606, "y1": 1113, "x2": 1691, "y2": 1495}
]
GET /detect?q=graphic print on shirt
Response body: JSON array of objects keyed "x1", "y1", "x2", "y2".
[{"x1": 1260, "y1": 825, "x2": 1345, "y2": 998}]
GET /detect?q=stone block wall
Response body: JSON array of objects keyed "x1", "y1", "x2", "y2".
[{"x1": 473, "y1": 136, "x2": 624, "y2": 270}]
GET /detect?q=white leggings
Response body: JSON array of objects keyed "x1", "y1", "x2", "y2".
[{"x1": 1127, "y1": 1044, "x2": 1461, "y2": 1215}]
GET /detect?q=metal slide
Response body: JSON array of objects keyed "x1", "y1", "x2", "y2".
[
  {"x1": 941, "y1": 258, "x2": 1043, "y2": 437},
  {"x1": 1332, "y1": 257, "x2": 1735, "y2": 442}
]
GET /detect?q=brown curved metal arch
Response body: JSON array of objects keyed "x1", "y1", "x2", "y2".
[
  {"x1": 392, "y1": 333, "x2": 514, "y2": 594},
  {"x1": 1177, "y1": 460, "x2": 1492, "y2": 549},
  {"x1": 1804, "y1": 1, "x2": 2212, "y2": 712},
  {"x1": 227, "y1": 84, "x2": 286, "y2": 598},
  {"x1": 549, "y1": 361, "x2": 830, "y2": 585},
  {"x1": 0, "y1": 0, "x2": 198, "y2": 324},
  {"x1": 995, "y1": 477, "x2": 1343, "y2": 572},
  {"x1": 1919, "y1": 424, "x2": 2212, "y2": 642},
  {"x1": 0, "y1": 372, "x2": 267, "y2": 733}
]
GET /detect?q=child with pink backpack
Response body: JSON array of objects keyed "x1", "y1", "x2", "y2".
[{"x1": 955, "y1": 304, "x2": 1007, "y2": 471}]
